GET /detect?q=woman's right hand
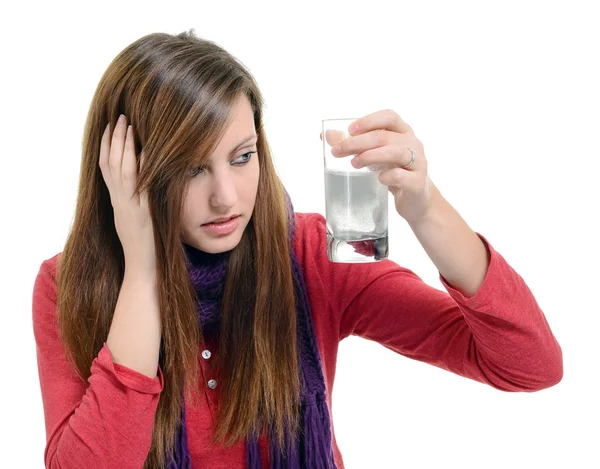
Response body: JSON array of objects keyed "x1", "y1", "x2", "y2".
[{"x1": 99, "y1": 114, "x2": 157, "y2": 275}]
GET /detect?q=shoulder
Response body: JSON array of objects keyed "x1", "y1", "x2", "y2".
[
  {"x1": 292, "y1": 211, "x2": 325, "y2": 237},
  {"x1": 291, "y1": 212, "x2": 328, "y2": 265},
  {"x1": 32, "y1": 252, "x2": 62, "y2": 332},
  {"x1": 291, "y1": 211, "x2": 407, "y2": 293},
  {"x1": 33, "y1": 253, "x2": 61, "y2": 295}
]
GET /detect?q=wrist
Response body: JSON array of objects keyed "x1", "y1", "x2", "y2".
[
  {"x1": 407, "y1": 179, "x2": 445, "y2": 229},
  {"x1": 124, "y1": 258, "x2": 157, "y2": 281}
]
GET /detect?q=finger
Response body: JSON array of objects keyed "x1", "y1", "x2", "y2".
[
  {"x1": 109, "y1": 114, "x2": 128, "y2": 178},
  {"x1": 379, "y1": 166, "x2": 426, "y2": 196},
  {"x1": 324, "y1": 129, "x2": 345, "y2": 147},
  {"x1": 352, "y1": 144, "x2": 414, "y2": 169},
  {"x1": 350, "y1": 109, "x2": 413, "y2": 136},
  {"x1": 378, "y1": 167, "x2": 409, "y2": 188},
  {"x1": 122, "y1": 125, "x2": 137, "y2": 199},
  {"x1": 336, "y1": 129, "x2": 391, "y2": 158},
  {"x1": 99, "y1": 123, "x2": 112, "y2": 189}
]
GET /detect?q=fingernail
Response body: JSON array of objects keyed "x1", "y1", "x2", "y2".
[{"x1": 118, "y1": 114, "x2": 125, "y2": 125}]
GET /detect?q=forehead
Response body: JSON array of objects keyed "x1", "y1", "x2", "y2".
[{"x1": 196, "y1": 96, "x2": 257, "y2": 162}]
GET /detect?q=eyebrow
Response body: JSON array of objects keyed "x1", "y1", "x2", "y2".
[
  {"x1": 231, "y1": 134, "x2": 258, "y2": 153},
  {"x1": 199, "y1": 134, "x2": 258, "y2": 166}
]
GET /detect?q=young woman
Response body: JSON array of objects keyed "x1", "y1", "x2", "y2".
[{"x1": 32, "y1": 29, "x2": 563, "y2": 469}]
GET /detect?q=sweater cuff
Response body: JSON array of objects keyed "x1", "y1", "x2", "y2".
[
  {"x1": 97, "y1": 342, "x2": 164, "y2": 394},
  {"x1": 438, "y1": 231, "x2": 500, "y2": 309}
]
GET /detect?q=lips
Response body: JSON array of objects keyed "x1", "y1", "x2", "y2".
[{"x1": 203, "y1": 215, "x2": 239, "y2": 225}]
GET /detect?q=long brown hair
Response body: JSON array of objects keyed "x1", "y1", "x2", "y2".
[{"x1": 56, "y1": 29, "x2": 301, "y2": 468}]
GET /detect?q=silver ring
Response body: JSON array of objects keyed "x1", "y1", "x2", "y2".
[{"x1": 402, "y1": 148, "x2": 416, "y2": 169}]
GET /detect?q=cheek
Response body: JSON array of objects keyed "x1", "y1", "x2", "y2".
[
  {"x1": 245, "y1": 177, "x2": 259, "y2": 204},
  {"x1": 249, "y1": 163, "x2": 260, "y2": 193},
  {"x1": 181, "y1": 189, "x2": 201, "y2": 225}
]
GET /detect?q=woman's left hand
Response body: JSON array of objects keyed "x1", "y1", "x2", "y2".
[{"x1": 327, "y1": 109, "x2": 438, "y2": 224}]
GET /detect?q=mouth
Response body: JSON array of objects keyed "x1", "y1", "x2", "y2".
[
  {"x1": 200, "y1": 215, "x2": 241, "y2": 235},
  {"x1": 202, "y1": 215, "x2": 240, "y2": 226}
]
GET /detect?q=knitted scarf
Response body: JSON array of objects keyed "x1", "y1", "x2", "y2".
[{"x1": 165, "y1": 189, "x2": 338, "y2": 469}]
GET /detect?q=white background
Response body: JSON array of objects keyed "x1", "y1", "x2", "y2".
[{"x1": 2, "y1": 0, "x2": 599, "y2": 467}]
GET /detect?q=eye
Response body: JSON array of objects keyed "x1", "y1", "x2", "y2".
[
  {"x1": 235, "y1": 151, "x2": 256, "y2": 165},
  {"x1": 189, "y1": 165, "x2": 205, "y2": 177},
  {"x1": 189, "y1": 151, "x2": 256, "y2": 177}
]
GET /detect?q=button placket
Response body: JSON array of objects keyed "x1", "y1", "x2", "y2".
[{"x1": 201, "y1": 346, "x2": 218, "y2": 393}]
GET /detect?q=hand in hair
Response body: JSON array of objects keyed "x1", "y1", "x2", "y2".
[{"x1": 99, "y1": 114, "x2": 157, "y2": 275}]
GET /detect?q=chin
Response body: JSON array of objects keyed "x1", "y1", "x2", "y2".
[
  {"x1": 200, "y1": 243, "x2": 237, "y2": 254},
  {"x1": 195, "y1": 232, "x2": 244, "y2": 254}
]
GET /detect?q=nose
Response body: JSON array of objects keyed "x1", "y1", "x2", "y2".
[{"x1": 208, "y1": 167, "x2": 237, "y2": 209}]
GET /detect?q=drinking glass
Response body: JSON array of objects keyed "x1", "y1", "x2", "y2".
[{"x1": 322, "y1": 118, "x2": 389, "y2": 263}]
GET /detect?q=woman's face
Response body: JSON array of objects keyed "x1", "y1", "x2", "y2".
[{"x1": 180, "y1": 95, "x2": 260, "y2": 253}]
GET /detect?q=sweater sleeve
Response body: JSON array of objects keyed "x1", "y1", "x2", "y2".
[
  {"x1": 302, "y1": 213, "x2": 563, "y2": 392},
  {"x1": 32, "y1": 256, "x2": 164, "y2": 469}
]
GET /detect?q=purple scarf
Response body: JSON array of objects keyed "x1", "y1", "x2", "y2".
[{"x1": 165, "y1": 189, "x2": 338, "y2": 469}]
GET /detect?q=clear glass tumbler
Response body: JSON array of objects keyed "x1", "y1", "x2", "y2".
[{"x1": 322, "y1": 118, "x2": 389, "y2": 263}]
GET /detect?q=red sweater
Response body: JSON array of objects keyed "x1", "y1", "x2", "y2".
[{"x1": 32, "y1": 212, "x2": 563, "y2": 469}]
